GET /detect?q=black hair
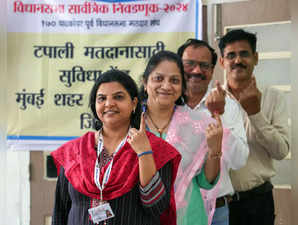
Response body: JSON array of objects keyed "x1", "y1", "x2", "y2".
[
  {"x1": 139, "y1": 50, "x2": 187, "y2": 105},
  {"x1": 177, "y1": 38, "x2": 217, "y2": 66},
  {"x1": 89, "y1": 69, "x2": 141, "y2": 130},
  {"x1": 218, "y1": 29, "x2": 257, "y2": 56}
]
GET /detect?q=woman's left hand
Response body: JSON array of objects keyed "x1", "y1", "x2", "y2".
[
  {"x1": 206, "y1": 113, "x2": 223, "y2": 158},
  {"x1": 128, "y1": 112, "x2": 152, "y2": 155}
]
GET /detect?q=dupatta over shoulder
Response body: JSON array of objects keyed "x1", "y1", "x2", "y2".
[
  {"x1": 51, "y1": 131, "x2": 181, "y2": 225},
  {"x1": 166, "y1": 106, "x2": 230, "y2": 225}
]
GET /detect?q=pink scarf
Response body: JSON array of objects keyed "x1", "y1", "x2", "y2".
[{"x1": 166, "y1": 106, "x2": 230, "y2": 225}]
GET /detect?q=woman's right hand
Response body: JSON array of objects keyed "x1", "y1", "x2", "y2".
[
  {"x1": 206, "y1": 113, "x2": 223, "y2": 159},
  {"x1": 127, "y1": 112, "x2": 152, "y2": 155}
]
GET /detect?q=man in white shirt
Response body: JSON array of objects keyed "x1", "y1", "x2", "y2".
[{"x1": 177, "y1": 39, "x2": 249, "y2": 225}]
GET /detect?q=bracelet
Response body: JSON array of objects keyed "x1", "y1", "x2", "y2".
[
  {"x1": 208, "y1": 151, "x2": 222, "y2": 160},
  {"x1": 137, "y1": 150, "x2": 153, "y2": 158}
]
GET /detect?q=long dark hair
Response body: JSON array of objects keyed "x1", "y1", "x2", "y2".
[
  {"x1": 89, "y1": 69, "x2": 141, "y2": 130},
  {"x1": 139, "y1": 50, "x2": 187, "y2": 105}
]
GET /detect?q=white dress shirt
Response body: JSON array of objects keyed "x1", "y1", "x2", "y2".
[{"x1": 185, "y1": 88, "x2": 249, "y2": 197}]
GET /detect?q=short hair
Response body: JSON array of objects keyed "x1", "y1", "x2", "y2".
[
  {"x1": 218, "y1": 29, "x2": 257, "y2": 56},
  {"x1": 140, "y1": 50, "x2": 187, "y2": 105},
  {"x1": 89, "y1": 69, "x2": 141, "y2": 130},
  {"x1": 177, "y1": 38, "x2": 217, "y2": 66}
]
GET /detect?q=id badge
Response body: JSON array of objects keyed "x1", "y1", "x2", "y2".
[{"x1": 88, "y1": 201, "x2": 115, "y2": 224}]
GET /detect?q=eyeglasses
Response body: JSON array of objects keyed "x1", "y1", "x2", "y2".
[
  {"x1": 183, "y1": 59, "x2": 213, "y2": 71},
  {"x1": 178, "y1": 38, "x2": 217, "y2": 67},
  {"x1": 224, "y1": 50, "x2": 251, "y2": 60}
]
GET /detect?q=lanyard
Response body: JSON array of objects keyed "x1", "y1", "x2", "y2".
[{"x1": 94, "y1": 130, "x2": 128, "y2": 201}]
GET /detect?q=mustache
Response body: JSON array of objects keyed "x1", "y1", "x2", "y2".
[
  {"x1": 232, "y1": 63, "x2": 246, "y2": 69},
  {"x1": 185, "y1": 73, "x2": 207, "y2": 80}
]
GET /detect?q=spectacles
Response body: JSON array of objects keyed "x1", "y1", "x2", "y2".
[
  {"x1": 224, "y1": 50, "x2": 251, "y2": 60},
  {"x1": 183, "y1": 59, "x2": 213, "y2": 71}
]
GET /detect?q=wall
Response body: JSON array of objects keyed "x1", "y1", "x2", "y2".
[
  {"x1": 211, "y1": 0, "x2": 290, "y2": 82},
  {"x1": 290, "y1": 0, "x2": 298, "y2": 223},
  {"x1": 0, "y1": 151, "x2": 31, "y2": 225},
  {"x1": 30, "y1": 152, "x2": 56, "y2": 225}
]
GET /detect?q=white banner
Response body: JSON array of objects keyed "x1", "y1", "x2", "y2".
[
  {"x1": 7, "y1": 0, "x2": 202, "y2": 150},
  {"x1": 9, "y1": 0, "x2": 201, "y2": 34}
]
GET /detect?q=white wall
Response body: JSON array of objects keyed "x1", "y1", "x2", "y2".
[{"x1": 0, "y1": 131, "x2": 30, "y2": 225}]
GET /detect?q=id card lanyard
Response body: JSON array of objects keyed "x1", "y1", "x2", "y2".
[{"x1": 94, "y1": 130, "x2": 128, "y2": 201}]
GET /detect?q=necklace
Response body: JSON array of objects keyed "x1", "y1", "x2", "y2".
[{"x1": 146, "y1": 110, "x2": 173, "y2": 137}]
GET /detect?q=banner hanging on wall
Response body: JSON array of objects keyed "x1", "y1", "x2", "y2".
[{"x1": 7, "y1": 0, "x2": 202, "y2": 150}]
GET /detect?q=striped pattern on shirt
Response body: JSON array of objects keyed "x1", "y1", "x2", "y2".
[
  {"x1": 51, "y1": 162, "x2": 172, "y2": 225},
  {"x1": 140, "y1": 172, "x2": 166, "y2": 206}
]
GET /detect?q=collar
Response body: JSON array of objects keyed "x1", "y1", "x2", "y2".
[
  {"x1": 223, "y1": 82, "x2": 238, "y2": 101},
  {"x1": 186, "y1": 88, "x2": 212, "y2": 111}
]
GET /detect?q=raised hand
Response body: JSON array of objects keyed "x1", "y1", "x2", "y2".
[
  {"x1": 206, "y1": 80, "x2": 226, "y2": 117},
  {"x1": 127, "y1": 112, "x2": 152, "y2": 155},
  {"x1": 206, "y1": 113, "x2": 223, "y2": 159},
  {"x1": 239, "y1": 76, "x2": 262, "y2": 115}
]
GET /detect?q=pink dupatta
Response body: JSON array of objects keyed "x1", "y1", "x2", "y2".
[{"x1": 166, "y1": 106, "x2": 230, "y2": 225}]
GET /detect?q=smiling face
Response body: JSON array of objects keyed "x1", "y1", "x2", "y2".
[
  {"x1": 182, "y1": 45, "x2": 214, "y2": 95},
  {"x1": 144, "y1": 60, "x2": 183, "y2": 109},
  {"x1": 95, "y1": 81, "x2": 137, "y2": 129},
  {"x1": 220, "y1": 40, "x2": 258, "y2": 82}
]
